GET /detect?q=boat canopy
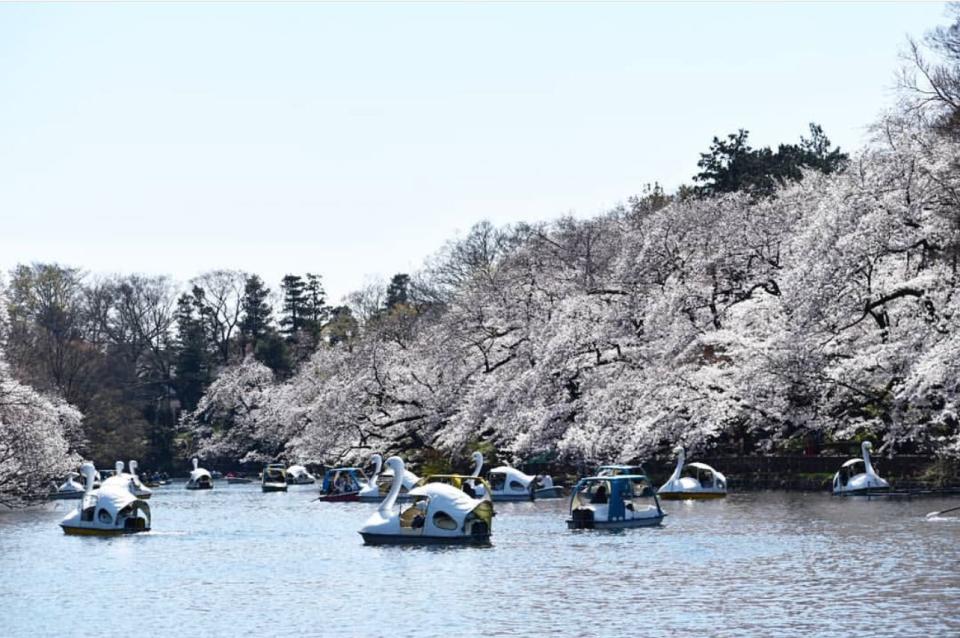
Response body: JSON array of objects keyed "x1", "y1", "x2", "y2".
[
  {"x1": 840, "y1": 458, "x2": 864, "y2": 469},
  {"x1": 597, "y1": 464, "x2": 647, "y2": 476},
  {"x1": 263, "y1": 464, "x2": 286, "y2": 479},
  {"x1": 685, "y1": 462, "x2": 718, "y2": 473},
  {"x1": 403, "y1": 481, "x2": 494, "y2": 529},
  {"x1": 408, "y1": 482, "x2": 478, "y2": 510},
  {"x1": 88, "y1": 486, "x2": 150, "y2": 521},
  {"x1": 321, "y1": 467, "x2": 367, "y2": 492},
  {"x1": 415, "y1": 474, "x2": 492, "y2": 497},
  {"x1": 190, "y1": 468, "x2": 213, "y2": 481},
  {"x1": 488, "y1": 466, "x2": 534, "y2": 488}
]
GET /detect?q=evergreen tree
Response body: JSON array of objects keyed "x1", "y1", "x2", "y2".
[
  {"x1": 694, "y1": 123, "x2": 847, "y2": 198},
  {"x1": 279, "y1": 274, "x2": 306, "y2": 341},
  {"x1": 255, "y1": 331, "x2": 293, "y2": 378},
  {"x1": 303, "y1": 273, "x2": 329, "y2": 339},
  {"x1": 173, "y1": 293, "x2": 210, "y2": 412},
  {"x1": 240, "y1": 274, "x2": 273, "y2": 353},
  {"x1": 385, "y1": 273, "x2": 411, "y2": 310}
]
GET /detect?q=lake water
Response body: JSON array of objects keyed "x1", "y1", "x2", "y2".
[{"x1": 1, "y1": 484, "x2": 958, "y2": 637}]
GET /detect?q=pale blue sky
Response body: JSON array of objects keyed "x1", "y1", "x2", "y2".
[{"x1": 0, "y1": 2, "x2": 949, "y2": 302}]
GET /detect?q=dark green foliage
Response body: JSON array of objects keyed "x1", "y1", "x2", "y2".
[
  {"x1": 255, "y1": 331, "x2": 293, "y2": 378},
  {"x1": 173, "y1": 293, "x2": 210, "y2": 412},
  {"x1": 302, "y1": 273, "x2": 329, "y2": 341},
  {"x1": 385, "y1": 273, "x2": 411, "y2": 310},
  {"x1": 326, "y1": 305, "x2": 358, "y2": 347},
  {"x1": 240, "y1": 274, "x2": 273, "y2": 353},
  {"x1": 279, "y1": 274, "x2": 306, "y2": 341},
  {"x1": 694, "y1": 124, "x2": 847, "y2": 198}
]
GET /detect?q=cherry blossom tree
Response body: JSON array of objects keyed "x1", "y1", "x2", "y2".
[{"x1": 0, "y1": 281, "x2": 82, "y2": 506}]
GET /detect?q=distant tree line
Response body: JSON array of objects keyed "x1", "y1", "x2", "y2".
[{"x1": 0, "y1": 268, "x2": 406, "y2": 472}]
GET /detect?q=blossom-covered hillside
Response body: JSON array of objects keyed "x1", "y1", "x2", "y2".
[{"x1": 184, "y1": 111, "x2": 960, "y2": 467}]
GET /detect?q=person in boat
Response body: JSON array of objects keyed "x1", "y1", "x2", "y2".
[
  {"x1": 411, "y1": 499, "x2": 428, "y2": 528},
  {"x1": 462, "y1": 481, "x2": 477, "y2": 498},
  {"x1": 591, "y1": 484, "x2": 608, "y2": 504}
]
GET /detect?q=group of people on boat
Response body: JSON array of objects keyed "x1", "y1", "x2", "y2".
[{"x1": 331, "y1": 472, "x2": 357, "y2": 494}]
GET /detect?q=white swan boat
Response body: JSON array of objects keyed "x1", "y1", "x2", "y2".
[
  {"x1": 657, "y1": 447, "x2": 727, "y2": 500},
  {"x1": 100, "y1": 461, "x2": 152, "y2": 499},
  {"x1": 126, "y1": 460, "x2": 153, "y2": 498},
  {"x1": 359, "y1": 457, "x2": 494, "y2": 545},
  {"x1": 50, "y1": 471, "x2": 85, "y2": 500},
  {"x1": 186, "y1": 458, "x2": 214, "y2": 490},
  {"x1": 285, "y1": 464, "x2": 316, "y2": 485},
  {"x1": 568, "y1": 473, "x2": 665, "y2": 529},
  {"x1": 60, "y1": 462, "x2": 151, "y2": 536},
  {"x1": 833, "y1": 441, "x2": 890, "y2": 495},
  {"x1": 471, "y1": 452, "x2": 562, "y2": 501}
]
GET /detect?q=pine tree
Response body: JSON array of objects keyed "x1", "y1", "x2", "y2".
[
  {"x1": 303, "y1": 273, "x2": 329, "y2": 339},
  {"x1": 279, "y1": 274, "x2": 306, "y2": 341},
  {"x1": 173, "y1": 293, "x2": 210, "y2": 412},
  {"x1": 385, "y1": 273, "x2": 411, "y2": 310},
  {"x1": 240, "y1": 274, "x2": 273, "y2": 353},
  {"x1": 694, "y1": 124, "x2": 847, "y2": 198}
]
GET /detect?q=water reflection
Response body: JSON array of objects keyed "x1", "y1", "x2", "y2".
[{"x1": 1, "y1": 486, "x2": 958, "y2": 636}]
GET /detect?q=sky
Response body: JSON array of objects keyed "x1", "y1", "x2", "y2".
[{"x1": 0, "y1": 1, "x2": 950, "y2": 303}]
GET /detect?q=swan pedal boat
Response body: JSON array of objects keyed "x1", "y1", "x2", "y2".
[
  {"x1": 360, "y1": 458, "x2": 494, "y2": 546},
  {"x1": 100, "y1": 460, "x2": 153, "y2": 499},
  {"x1": 262, "y1": 464, "x2": 288, "y2": 492},
  {"x1": 833, "y1": 441, "x2": 890, "y2": 496},
  {"x1": 482, "y1": 466, "x2": 562, "y2": 501},
  {"x1": 186, "y1": 458, "x2": 214, "y2": 490},
  {"x1": 657, "y1": 448, "x2": 727, "y2": 501},
  {"x1": 469, "y1": 452, "x2": 562, "y2": 501},
  {"x1": 50, "y1": 472, "x2": 85, "y2": 500},
  {"x1": 285, "y1": 464, "x2": 316, "y2": 485},
  {"x1": 568, "y1": 474, "x2": 665, "y2": 530},
  {"x1": 60, "y1": 463, "x2": 151, "y2": 536}
]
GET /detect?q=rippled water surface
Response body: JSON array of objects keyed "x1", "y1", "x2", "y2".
[{"x1": 2, "y1": 485, "x2": 958, "y2": 637}]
